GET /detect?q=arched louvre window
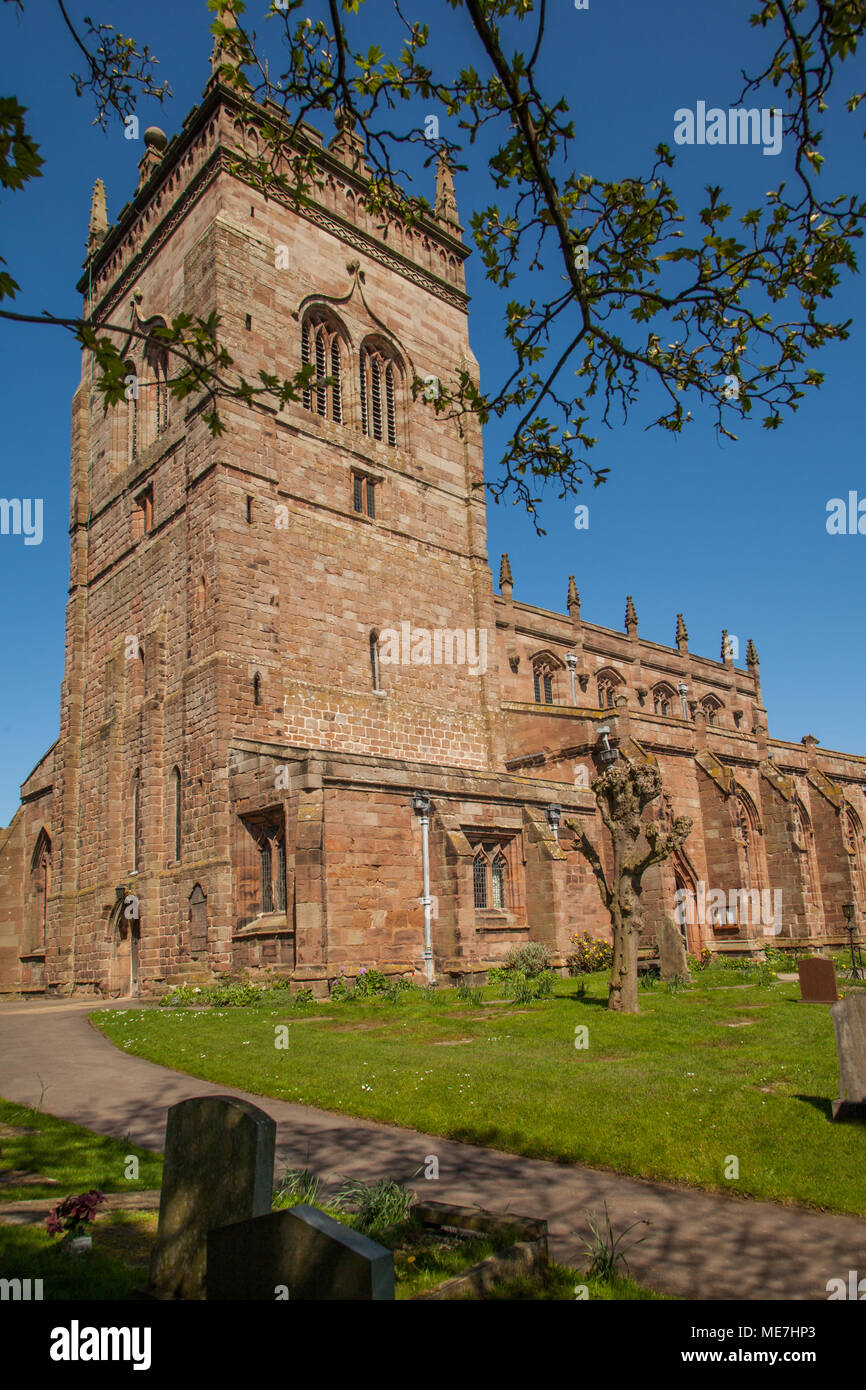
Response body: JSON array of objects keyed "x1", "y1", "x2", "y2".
[
  {"x1": 124, "y1": 359, "x2": 138, "y2": 461},
  {"x1": 155, "y1": 352, "x2": 169, "y2": 435},
  {"x1": 385, "y1": 362, "x2": 397, "y2": 446},
  {"x1": 360, "y1": 343, "x2": 399, "y2": 446},
  {"x1": 302, "y1": 315, "x2": 343, "y2": 421}
]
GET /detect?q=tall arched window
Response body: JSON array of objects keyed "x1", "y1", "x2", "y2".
[
  {"x1": 491, "y1": 851, "x2": 508, "y2": 910},
  {"x1": 257, "y1": 826, "x2": 287, "y2": 915},
  {"x1": 733, "y1": 797, "x2": 754, "y2": 889},
  {"x1": 301, "y1": 315, "x2": 343, "y2": 422},
  {"x1": 792, "y1": 797, "x2": 820, "y2": 915},
  {"x1": 259, "y1": 835, "x2": 272, "y2": 912},
  {"x1": 360, "y1": 341, "x2": 399, "y2": 446},
  {"x1": 844, "y1": 805, "x2": 865, "y2": 903},
  {"x1": 473, "y1": 849, "x2": 489, "y2": 909},
  {"x1": 597, "y1": 671, "x2": 621, "y2": 709},
  {"x1": 30, "y1": 830, "x2": 51, "y2": 950},
  {"x1": 472, "y1": 841, "x2": 511, "y2": 910},
  {"x1": 653, "y1": 683, "x2": 675, "y2": 717},
  {"x1": 700, "y1": 695, "x2": 723, "y2": 727},
  {"x1": 533, "y1": 659, "x2": 555, "y2": 705},
  {"x1": 171, "y1": 766, "x2": 182, "y2": 862}
]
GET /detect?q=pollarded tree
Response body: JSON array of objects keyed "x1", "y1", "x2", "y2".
[{"x1": 567, "y1": 759, "x2": 691, "y2": 1015}]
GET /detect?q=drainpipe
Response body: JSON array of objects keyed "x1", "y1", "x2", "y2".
[
  {"x1": 565, "y1": 652, "x2": 578, "y2": 706},
  {"x1": 411, "y1": 790, "x2": 435, "y2": 984}
]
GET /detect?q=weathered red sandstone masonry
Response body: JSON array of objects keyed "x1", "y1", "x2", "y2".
[{"x1": 1, "y1": 51, "x2": 864, "y2": 997}]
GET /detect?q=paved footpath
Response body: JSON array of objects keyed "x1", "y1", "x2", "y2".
[{"x1": 1, "y1": 997, "x2": 863, "y2": 1300}]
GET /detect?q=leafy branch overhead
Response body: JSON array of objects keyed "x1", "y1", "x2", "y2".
[{"x1": 2, "y1": 0, "x2": 865, "y2": 518}]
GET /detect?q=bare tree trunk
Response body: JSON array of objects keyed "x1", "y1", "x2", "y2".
[
  {"x1": 568, "y1": 758, "x2": 692, "y2": 1019},
  {"x1": 609, "y1": 916, "x2": 640, "y2": 1014}
]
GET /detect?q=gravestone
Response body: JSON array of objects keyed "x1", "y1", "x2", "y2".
[
  {"x1": 830, "y1": 993, "x2": 866, "y2": 1121},
  {"x1": 657, "y1": 914, "x2": 691, "y2": 983},
  {"x1": 147, "y1": 1094, "x2": 275, "y2": 1299},
  {"x1": 207, "y1": 1204, "x2": 395, "y2": 1301},
  {"x1": 797, "y1": 956, "x2": 838, "y2": 1004}
]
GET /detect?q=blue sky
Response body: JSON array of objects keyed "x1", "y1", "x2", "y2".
[{"x1": 0, "y1": 0, "x2": 864, "y2": 825}]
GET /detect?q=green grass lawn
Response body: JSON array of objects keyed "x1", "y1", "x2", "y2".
[
  {"x1": 0, "y1": 1097, "x2": 162, "y2": 1204},
  {"x1": 93, "y1": 969, "x2": 866, "y2": 1216},
  {"x1": 0, "y1": 1212, "x2": 155, "y2": 1300},
  {"x1": 0, "y1": 1101, "x2": 657, "y2": 1300}
]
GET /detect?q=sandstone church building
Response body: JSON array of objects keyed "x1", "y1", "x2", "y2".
[{"x1": 2, "y1": 53, "x2": 865, "y2": 998}]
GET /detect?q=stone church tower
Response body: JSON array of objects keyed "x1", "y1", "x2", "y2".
[{"x1": 1, "y1": 58, "x2": 865, "y2": 998}]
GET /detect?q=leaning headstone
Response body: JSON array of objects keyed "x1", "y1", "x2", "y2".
[
  {"x1": 207, "y1": 1204, "x2": 395, "y2": 1301},
  {"x1": 657, "y1": 914, "x2": 691, "y2": 983},
  {"x1": 147, "y1": 1095, "x2": 275, "y2": 1300},
  {"x1": 830, "y1": 993, "x2": 866, "y2": 1122},
  {"x1": 798, "y1": 956, "x2": 838, "y2": 1004}
]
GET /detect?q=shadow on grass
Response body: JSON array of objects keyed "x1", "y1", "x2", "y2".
[{"x1": 793, "y1": 1094, "x2": 834, "y2": 1121}]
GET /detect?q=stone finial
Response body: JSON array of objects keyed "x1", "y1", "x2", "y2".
[
  {"x1": 137, "y1": 126, "x2": 167, "y2": 191},
  {"x1": 567, "y1": 575, "x2": 580, "y2": 620},
  {"x1": 329, "y1": 105, "x2": 369, "y2": 174},
  {"x1": 625, "y1": 595, "x2": 638, "y2": 637},
  {"x1": 801, "y1": 734, "x2": 820, "y2": 748},
  {"x1": 499, "y1": 553, "x2": 513, "y2": 595},
  {"x1": 675, "y1": 613, "x2": 688, "y2": 653},
  {"x1": 721, "y1": 629, "x2": 733, "y2": 663},
  {"x1": 86, "y1": 178, "x2": 108, "y2": 256},
  {"x1": 210, "y1": 7, "x2": 238, "y2": 76},
  {"x1": 746, "y1": 639, "x2": 759, "y2": 668},
  {"x1": 435, "y1": 152, "x2": 459, "y2": 226}
]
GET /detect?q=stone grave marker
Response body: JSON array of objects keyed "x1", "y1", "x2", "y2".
[
  {"x1": 830, "y1": 992, "x2": 866, "y2": 1122},
  {"x1": 147, "y1": 1094, "x2": 275, "y2": 1300},
  {"x1": 797, "y1": 956, "x2": 838, "y2": 1004},
  {"x1": 657, "y1": 914, "x2": 692, "y2": 983},
  {"x1": 206, "y1": 1203, "x2": 395, "y2": 1301}
]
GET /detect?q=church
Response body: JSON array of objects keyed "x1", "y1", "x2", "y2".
[{"x1": 1, "y1": 54, "x2": 864, "y2": 999}]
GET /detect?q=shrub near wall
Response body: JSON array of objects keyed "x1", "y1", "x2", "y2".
[{"x1": 567, "y1": 932, "x2": 613, "y2": 975}]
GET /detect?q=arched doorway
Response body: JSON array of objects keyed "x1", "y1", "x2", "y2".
[
  {"x1": 108, "y1": 894, "x2": 140, "y2": 998},
  {"x1": 671, "y1": 853, "x2": 703, "y2": 957}
]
